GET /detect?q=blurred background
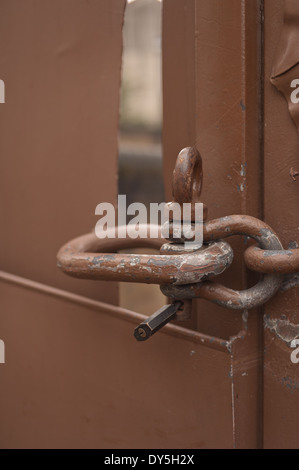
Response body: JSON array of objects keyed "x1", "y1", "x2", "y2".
[{"x1": 118, "y1": 0, "x2": 166, "y2": 315}]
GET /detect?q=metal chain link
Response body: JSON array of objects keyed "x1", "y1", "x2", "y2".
[
  {"x1": 161, "y1": 147, "x2": 299, "y2": 310},
  {"x1": 57, "y1": 146, "x2": 299, "y2": 313},
  {"x1": 161, "y1": 215, "x2": 286, "y2": 310}
]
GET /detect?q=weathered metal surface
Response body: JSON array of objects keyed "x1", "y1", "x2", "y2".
[
  {"x1": 164, "y1": 147, "x2": 206, "y2": 325},
  {"x1": 162, "y1": 277, "x2": 280, "y2": 311},
  {"x1": 167, "y1": 147, "x2": 208, "y2": 221},
  {"x1": 172, "y1": 147, "x2": 202, "y2": 203},
  {"x1": 160, "y1": 242, "x2": 194, "y2": 322},
  {"x1": 245, "y1": 244, "x2": 299, "y2": 274},
  {"x1": 203, "y1": 215, "x2": 282, "y2": 250},
  {"x1": 264, "y1": 0, "x2": 299, "y2": 448},
  {"x1": 163, "y1": 215, "x2": 283, "y2": 310},
  {"x1": 271, "y1": 0, "x2": 299, "y2": 138},
  {"x1": 57, "y1": 228, "x2": 234, "y2": 286},
  {"x1": 264, "y1": 315, "x2": 299, "y2": 345},
  {"x1": 163, "y1": 8, "x2": 265, "y2": 412},
  {"x1": 57, "y1": 171, "x2": 294, "y2": 310},
  {"x1": 0, "y1": 0, "x2": 281, "y2": 451}
]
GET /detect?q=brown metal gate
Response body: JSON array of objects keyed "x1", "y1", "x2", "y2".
[{"x1": 0, "y1": 0, "x2": 299, "y2": 449}]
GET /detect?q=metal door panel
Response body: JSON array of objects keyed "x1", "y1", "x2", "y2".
[
  {"x1": 1, "y1": 0, "x2": 298, "y2": 450},
  {"x1": 0, "y1": 0, "x2": 125, "y2": 303},
  {"x1": 163, "y1": 0, "x2": 263, "y2": 448},
  {"x1": 0, "y1": 271, "x2": 236, "y2": 449},
  {"x1": 263, "y1": 0, "x2": 299, "y2": 448}
]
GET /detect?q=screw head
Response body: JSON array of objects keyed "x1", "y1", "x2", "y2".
[{"x1": 138, "y1": 328, "x2": 147, "y2": 338}]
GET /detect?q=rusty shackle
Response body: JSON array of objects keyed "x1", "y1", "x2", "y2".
[
  {"x1": 57, "y1": 147, "x2": 233, "y2": 287},
  {"x1": 57, "y1": 229, "x2": 233, "y2": 286},
  {"x1": 58, "y1": 146, "x2": 299, "y2": 322}
]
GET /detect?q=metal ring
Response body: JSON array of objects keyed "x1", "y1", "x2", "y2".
[
  {"x1": 172, "y1": 147, "x2": 203, "y2": 203},
  {"x1": 161, "y1": 215, "x2": 284, "y2": 310},
  {"x1": 244, "y1": 244, "x2": 299, "y2": 274},
  {"x1": 57, "y1": 225, "x2": 234, "y2": 286}
]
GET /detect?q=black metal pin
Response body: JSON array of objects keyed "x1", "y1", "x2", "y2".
[{"x1": 134, "y1": 301, "x2": 183, "y2": 342}]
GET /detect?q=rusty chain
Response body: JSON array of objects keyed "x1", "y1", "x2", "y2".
[
  {"x1": 162, "y1": 215, "x2": 284, "y2": 310},
  {"x1": 161, "y1": 147, "x2": 299, "y2": 310},
  {"x1": 57, "y1": 147, "x2": 299, "y2": 314}
]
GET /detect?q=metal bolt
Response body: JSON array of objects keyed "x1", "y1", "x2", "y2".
[
  {"x1": 134, "y1": 301, "x2": 183, "y2": 342},
  {"x1": 138, "y1": 328, "x2": 147, "y2": 338}
]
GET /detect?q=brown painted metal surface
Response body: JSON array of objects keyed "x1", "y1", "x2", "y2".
[
  {"x1": 0, "y1": 0, "x2": 245, "y2": 450},
  {"x1": 164, "y1": 0, "x2": 299, "y2": 449},
  {"x1": 162, "y1": 0, "x2": 196, "y2": 198},
  {"x1": 245, "y1": 244, "x2": 299, "y2": 274},
  {"x1": 1, "y1": 0, "x2": 299, "y2": 450},
  {"x1": 163, "y1": 0, "x2": 265, "y2": 448},
  {"x1": 0, "y1": 0, "x2": 125, "y2": 304},
  {"x1": 164, "y1": 0, "x2": 264, "y2": 339},
  {"x1": 271, "y1": 0, "x2": 299, "y2": 137},
  {"x1": 0, "y1": 270, "x2": 244, "y2": 449},
  {"x1": 263, "y1": 0, "x2": 299, "y2": 449}
]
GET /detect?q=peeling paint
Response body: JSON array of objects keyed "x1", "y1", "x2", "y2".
[
  {"x1": 263, "y1": 250, "x2": 293, "y2": 258},
  {"x1": 281, "y1": 376, "x2": 299, "y2": 393},
  {"x1": 280, "y1": 273, "x2": 299, "y2": 292},
  {"x1": 240, "y1": 100, "x2": 246, "y2": 111},
  {"x1": 271, "y1": 1, "x2": 299, "y2": 144},
  {"x1": 242, "y1": 310, "x2": 248, "y2": 324},
  {"x1": 240, "y1": 163, "x2": 247, "y2": 177},
  {"x1": 288, "y1": 240, "x2": 299, "y2": 250},
  {"x1": 264, "y1": 315, "x2": 299, "y2": 345},
  {"x1": 228, "y1": 162, "x2": 247, "y2": 193}
]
